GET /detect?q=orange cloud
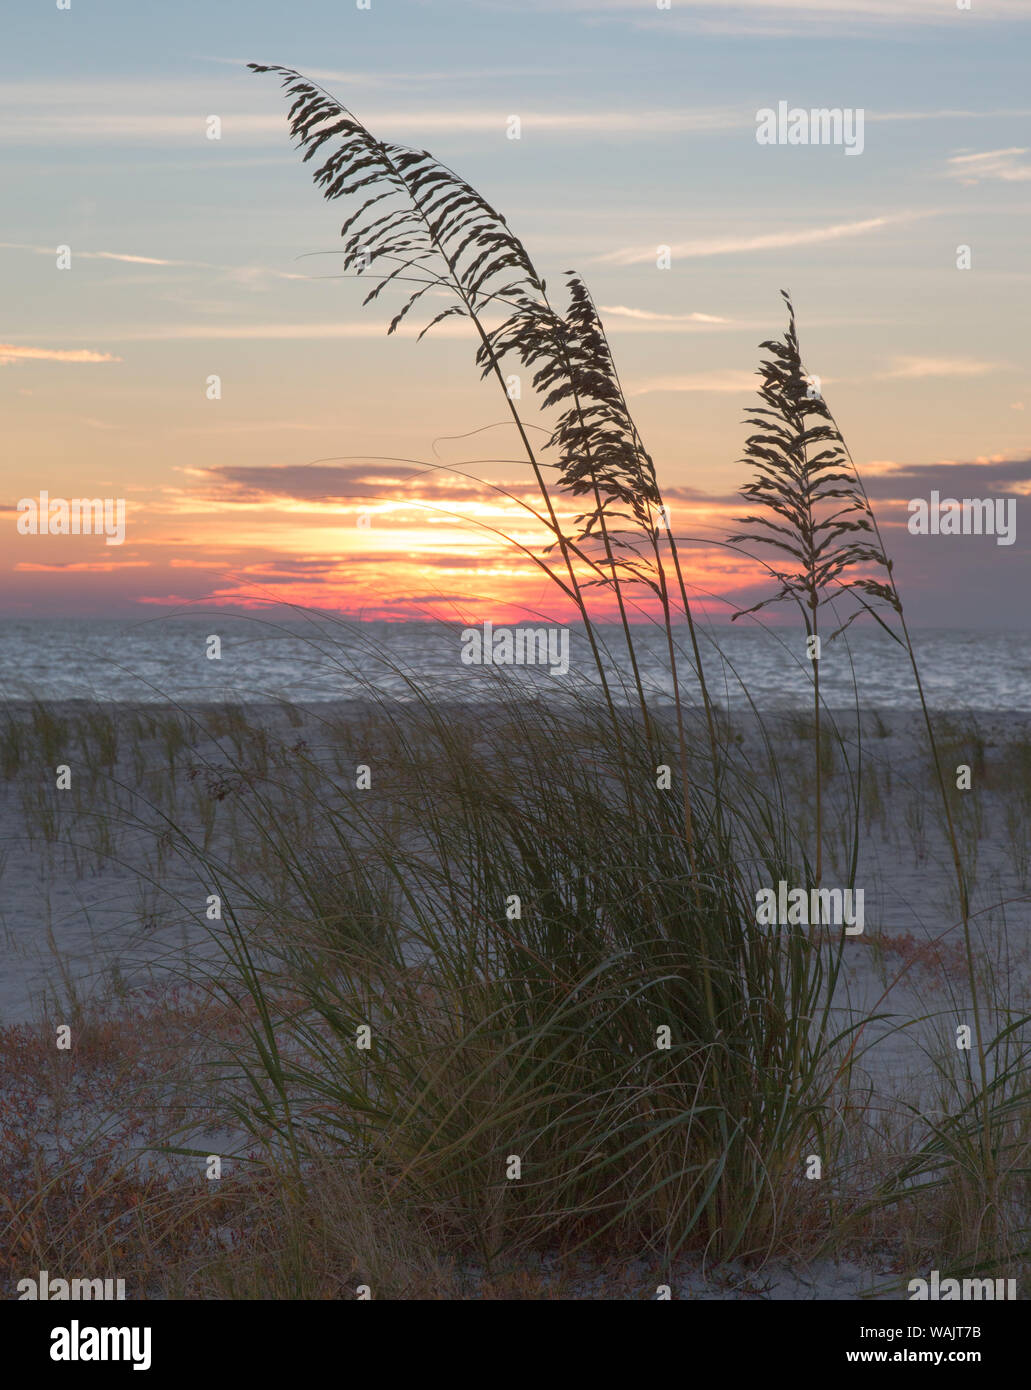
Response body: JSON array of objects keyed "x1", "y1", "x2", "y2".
[
  {"x1": 15, "y1": 561, "x2": 148, "y2": 573},
  {"x1": 0, "y1": 344, "x2": 122, "y2": 365}
]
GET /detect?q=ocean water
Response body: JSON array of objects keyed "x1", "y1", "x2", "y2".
[{"x1": 0, "y1": 617, "x2": 1028, "y2": 711}]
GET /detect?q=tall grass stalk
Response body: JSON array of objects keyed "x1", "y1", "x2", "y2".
[
  {"x1": 248, "y1": 62, "x2": 728, "y2": 879},
  {"x1": 729, "y1": 291, "x2": 1001, "y2": 1244}
]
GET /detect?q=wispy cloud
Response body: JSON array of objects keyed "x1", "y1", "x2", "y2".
[
  {"x1": 0, "y1": 241, "x2": 188, "y2": 266},
  {"x1": 5, "y1": 76, "x2": 1028, "y2": 149},
  {"x1": 541, "y1": 0, "x2": 1026, "y2": 11},
  {"x1": 595, "y1": 215, "x2": 910, "y2": 266},
  {"x1": 94, "y1": 313, "x2": 737, "y2": 343},
  {"x1": 630, "y1": 370, "x2": 759, "y2": 396},
  {"x1": 15, "y1": 561, "x2": 147, "y2": 573},
  {"x1": 82, "y1": 251, "x2": 174, "y2": 266},
  {"x1": 202, "y1": 57, "x2": 574, "y2": 87},
  {"x1": 11, "y1": 103, "x2": 1023, "y2": 144},
  {"x1": 0, "y1": 242, "x2": 308, "y2": 282},
  {"x1": 0, "y1": 345, "x2": 122, "y2": 366},
  {"x1": 2, "y1": 108, "x2": 749, "y2": 143},
  {"x1": 600, "y1": 305, "x2": 729, "y2": 324},
  {"x1": 198, "y1": 463, "x2": 543, "y2": 508},
  {"x1": 0, "y1": 82, "x2": 747, "y2": 144},
  {"x1": 710, "y1": 0, "x2": 1026, "y2": 13},
  {"x1": 48, "y1": 320, "x2": 487, "y2": 343},
  {"x1": 879, "y1": 357, "x2": 1002, "y2": 380},
  {"x1": 945, "y1": 148, "x2": 1031, "y2": 184},
  {"x1": 533, "y1": 0, "x2": 1029, "y2": 34}
]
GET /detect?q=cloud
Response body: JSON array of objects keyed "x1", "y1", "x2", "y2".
[
  {"x1": 0, "y1": 242, "x2": 309, "y2": 284},
  {"x1": 5, "y1": 75, "x2": 1028, "y2": 151},
  {"x1": 85, "y1": 251, "x2": 173, "y2": 266},
  {"x1": 859, "y1": 454, "x2": 1031, "y2": 501},
  {"x1": 0, "y1": 345, "x2": 122, "y2": 366},
  {"x1": 15, "y1": 561, "x2": 147, "y2": 573},
  {"x1": 600, "y1": 305, "x2": 729, "y2": 324},
  {"x1": 528, "y1": 0, "x2": 1030, "y2": 34},
  {"x1": 89, "y1": 312, "x2": 739, "y2": 343},
  {"x1": 65, "y1": 319, "x2": 485, "y2": 343},
  {"x1": 0, "y1": 98, "x2": 748, "y2": 144},
  {"x1": 196, "y1": 463, "x2": 544, "y2": 507},
  {"x1": 387, "y1": 594, "x2": 476, "y2": 604},
  {"x1": 540, "y1": 0, "x2": 1025, "y2": 11},
  {"x1": 875, "y1": 108, "x2": 1031, "y2": 124},
  {"x1": 879, "y1": 357, "x2": 1001, "y2": 380},
  {"x1": 945, "y1": 148, "x2": 1031, "y2": 184},
  {"x1": 204, "y1": 57, "x2": 575, "y2": 88},
  {"x1": 631, "y1": 370, "x2": 759, "y2": 395},
  {"x1": 0, "y1": 241, "x2": 188, "y2": 266},
  {"x1": 595, "y1": 215, "x2": 910, "y2": 265},
  {"x1": 708, "y1": 0, "x2": 1025, "y2": 11}
]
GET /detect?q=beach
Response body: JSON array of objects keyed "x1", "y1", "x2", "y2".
[{"x1": 2, "y1": 692, "x2": 1028, "y2": 1298}]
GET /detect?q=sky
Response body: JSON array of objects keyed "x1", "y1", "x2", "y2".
[{"x1": 2, "y1": 0, "x2": 1029, "y2": 627}]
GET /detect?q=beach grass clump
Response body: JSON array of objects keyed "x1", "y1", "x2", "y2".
[{"x1": 179, "y1": 680, "x2": 851, "y2": 1268}]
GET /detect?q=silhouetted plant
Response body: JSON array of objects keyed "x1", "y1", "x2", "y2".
[
  {"x1": 730, "y1": 291, "x2": 897, "y2": 880},
  {"x1": 732, "y1": 292, "x2": 997, "y2": 1235},
  {"x1": 248, "y1": 61, "x2": 722, "y2": 871}
]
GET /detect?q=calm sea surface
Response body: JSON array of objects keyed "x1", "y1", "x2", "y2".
[{"x1": 0, "y1": 618, "x2": 1027, "y2": 711}]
